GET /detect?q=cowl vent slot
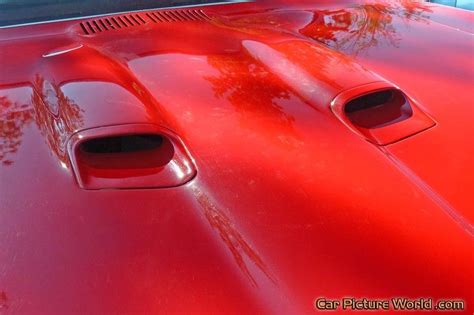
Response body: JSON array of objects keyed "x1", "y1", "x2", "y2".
[{"x1": 80, "y1": 9, "x2": 210, "y2": 35}]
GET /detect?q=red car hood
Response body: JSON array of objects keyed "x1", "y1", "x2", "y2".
[{"x1": 0, "y1": 1, "x2": 473, "y2": 314}]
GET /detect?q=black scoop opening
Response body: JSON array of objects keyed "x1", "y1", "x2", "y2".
[
  {"x1": 80, "y1": 134, "x2": 163, "y2": 154},
  {"x1": 344, "y1": 89, "x2": 413, "y2": 129},
  {"x1": 345, "y1": 90, "x2": 394, "y2": 113},
  {"x1": 78, "y1": 134, "x2": 174, "y2": 169}
]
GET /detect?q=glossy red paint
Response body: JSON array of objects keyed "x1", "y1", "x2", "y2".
[{"x1": 0, "y1": 1, "x2": 473, "y2": 314}]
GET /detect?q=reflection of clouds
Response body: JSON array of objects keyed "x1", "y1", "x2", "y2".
[
  {"x1": 0, "y1": 77, "x2": 84, "y2": 166},
  {"x1": 300, "y1": 2, "x2": 432, "y2": 56},
  {"x1": 192, "y1": 186, "x2": 276, "y2": 287}
]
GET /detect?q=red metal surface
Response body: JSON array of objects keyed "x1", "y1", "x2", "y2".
[{"x1": 0, "y1": 1, "x2": 473, "y2": 314}]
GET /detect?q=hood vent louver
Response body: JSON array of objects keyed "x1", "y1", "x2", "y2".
[
  {"x1": 80, "y1": 9, "x2": 211, "y2": 35},
  {"x1": 146, "y1": 9, "x2": 211, "y2": 23},
  {"x1": 80, "y1": 14, "x2": 147, "y2": 35}
]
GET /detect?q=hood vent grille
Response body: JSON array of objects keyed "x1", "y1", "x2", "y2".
[
  {"x1": 80, "y1": 9, "x2": 211, "y2": 35},
  {"x1": 146, "y1": 9, "x2": 211, "y2": 23},
  {"x1": 80, "y1": 14, "x2": 147, "y2": 35}
]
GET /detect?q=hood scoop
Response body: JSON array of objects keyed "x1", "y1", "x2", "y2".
[
  {"x1": 68, "y1": 124, "x2": 196, "y2": 190},
  {"x1": 331, "y1": 82, "x2": 436, "y2": 145},
  {"x1": 79, "y1": 9, "x2": 210, "y2": 35}
]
